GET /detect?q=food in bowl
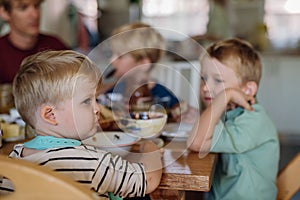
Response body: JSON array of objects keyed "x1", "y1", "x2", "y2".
[
  {"x1": 117, "y1": 111, "x2": 167, "y2": 138},
  {"x1": 82, "y1": 131, "x2": 140, "y2": 157}
]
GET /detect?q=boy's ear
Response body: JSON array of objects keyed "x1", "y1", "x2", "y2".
[
  {"x1": 243, "y1": 81, "x2": 258, "y2": 97},
  {"x1": 41, "y1": 105, "x2": 57, "y2": 125},
  {"x1": 0, "y1": 6, "x2": 10, "y2": 22}
]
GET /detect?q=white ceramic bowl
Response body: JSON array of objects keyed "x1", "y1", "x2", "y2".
[
  {"x1": 82, "y1": 131, "x2": 140, "y2": 157},
  {"x1": 117, "y1": 111, "x2": 167, "y2": 138}
]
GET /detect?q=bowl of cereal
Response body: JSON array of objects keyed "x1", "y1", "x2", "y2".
[{"x1": 117, "y1": 111, "x2": 167, "y2": 138}]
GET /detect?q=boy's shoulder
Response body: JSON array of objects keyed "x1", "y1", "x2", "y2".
[
  {"x1": 225, "y1": 103, "x2": 276, "y2": 133},
  {"x1": 9, "y1": 144, "x2": 108, "y2": 159}
]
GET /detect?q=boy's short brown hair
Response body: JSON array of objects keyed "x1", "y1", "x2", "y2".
[{"x1": 206, "y1": 38, "x2": 262, "y2": 86}]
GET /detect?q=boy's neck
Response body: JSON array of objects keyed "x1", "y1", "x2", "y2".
[{"x1": 22, "y1": 147, "x2": 41, "y2": 157}]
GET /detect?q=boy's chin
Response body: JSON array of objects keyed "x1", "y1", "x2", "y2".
[
  {"x1": 91, "y1": 127, "x2": 98, "y2": 135},
  {"x1": 202, "y1": 101, "x2": 211, "y2": 109},
  {"x1": 83, "y1": 128, "x2": 98, "y2": 140}
]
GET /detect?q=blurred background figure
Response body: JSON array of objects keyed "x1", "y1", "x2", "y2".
[
  {"x1": 98, "y1": 22, "x2": 199, "y2": 123},
  {"x1": 0, "y1": 0, "x2": 68, "y2": 84},
  {"x1": 71, "y1": 0, "x2": 100, "y2": 52},
  {"x1": 40, "y1": 0, "x2": 100, "y2": 54}
]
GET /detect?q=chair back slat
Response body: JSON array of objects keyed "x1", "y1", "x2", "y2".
[{"x1": 0, "y1": 155, "x2": 98, "y2": 200}]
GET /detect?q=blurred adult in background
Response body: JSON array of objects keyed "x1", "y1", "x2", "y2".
[
  {"x1": 40, "y1": 0, "x2": 100, "y2": 54},
  {"x1": 0, "y1": 0, "x2": 68, "y2": 84}
]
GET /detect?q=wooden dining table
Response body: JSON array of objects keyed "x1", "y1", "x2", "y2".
[
  {"x1": 0, "y1": 137, "x2": 218, "y2": 200},
  {"x1": 149, "y1": 140, "x2": 217, "y2": 200}
]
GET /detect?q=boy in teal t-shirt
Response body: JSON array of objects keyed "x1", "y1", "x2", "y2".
[{"x1": 187, "y1": 38, "x2": 279, "y2": 199}]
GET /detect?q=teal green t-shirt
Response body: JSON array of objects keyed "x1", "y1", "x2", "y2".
[{"x1": 209, "y1": 104, "x2": 280, "y2": 200}]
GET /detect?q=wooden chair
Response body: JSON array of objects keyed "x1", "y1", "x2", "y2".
[
  {"x1": 0, "y1": 155, "x2": 98, "y2": 200},
  {"x1": 277, "y1": 153, "x2": 300, "y2": 200}
]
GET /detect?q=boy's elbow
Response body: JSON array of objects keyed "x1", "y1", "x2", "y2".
[
  {"x1": 187, "y1": 137, "x2": 200, "y2": 152},
  {"x1": 187, "y1": 138, "x2": 212, "y2": 154},
  {"x1": 188, "y1": 143, "x2": 200, "y2": 152}
]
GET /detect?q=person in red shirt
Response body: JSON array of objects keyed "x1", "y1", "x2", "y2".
[{"x1": 0, "y1": 0, "x2": 68, "y2": 84}]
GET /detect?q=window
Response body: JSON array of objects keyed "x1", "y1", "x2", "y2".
[
  {"x1": 264, "y1": 0, "x2": 300, "y2": 50},
  {"x1": 141, "y1": 0, "x2": 209, "y2": 41}
]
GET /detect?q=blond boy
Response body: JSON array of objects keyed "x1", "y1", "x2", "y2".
[
  {"x1": 188, "y1": 38, "x2": 279, "y2": 199},
  {"x1": 1, "y1": 50, "x2": 162, "y2": 199}
]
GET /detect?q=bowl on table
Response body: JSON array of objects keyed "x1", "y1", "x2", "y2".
[
  {"x1": 117, "y1": 111, "x2": 167, "y2": 138},
  {"x1": 82, "y1": 131, "x2": 140, "y2": 157}
]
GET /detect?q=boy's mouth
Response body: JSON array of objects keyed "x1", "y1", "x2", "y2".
[{"x1": 204, "y1": 97, "x2": 213, "y2": 102}]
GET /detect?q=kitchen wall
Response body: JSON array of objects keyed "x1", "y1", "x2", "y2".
[
  {"x1": 98, "y1": 0, "x2": 130, "y2": 39},
  {"x1": 259, "y1": 54, "x2": 300, "y2": 135}
]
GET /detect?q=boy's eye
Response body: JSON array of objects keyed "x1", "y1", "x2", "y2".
[
  {"x1": 215, "y1": 79, "x2": 224, "y2": 83},
  {"x1": 200, "y1": 75, "x2": 207, "y2": 82},
  {"x1": 16, "y1": 3, "x2": 29, "y2": 11},
  {"x1": 83, "y1": 98, "x2": 92, "y2": 105}
]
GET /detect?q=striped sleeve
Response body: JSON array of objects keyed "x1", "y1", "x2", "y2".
[
  {"x1": 0, "y1": 176, "x2": 14, "y2": 195},
  {"x1": 92, "y1": 156, "x2": 146, "y2": 198},
  {"x1": 10, "y1": 145, "x2": 147, "y2": 198}
]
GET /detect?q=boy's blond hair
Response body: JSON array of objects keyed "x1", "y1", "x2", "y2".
[
  {"x1": 206, "y1": 38, "x2": 262, "y2": 86},
  {"x1": 110, "y1": 22, "x2": 165, "y2": 65},
  {"x1": 13, "y1": 50, "x2": 102, "y2": 127}
]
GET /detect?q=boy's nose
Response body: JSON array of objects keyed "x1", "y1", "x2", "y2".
[
  {"x1": 202, "y1": 82, "x2": 210, "y2": 92},
  {"x1": 94, "y1": 102, "x2": 101, "y2": 116}
]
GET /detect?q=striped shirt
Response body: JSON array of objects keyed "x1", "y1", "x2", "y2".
[{"x1": 1, "y1": 144, "x2": 146, "y2": 199}]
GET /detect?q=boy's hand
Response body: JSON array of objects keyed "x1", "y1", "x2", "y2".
[
  {"x1": 224, "y1": 88, "x2": 255, "y2": 111},
  {"x1": 139, "y1": 140, "x2": 163, "y2": 157},
  {"x1": 139, "y1": 140, "x2": 160, "y2": 152}
]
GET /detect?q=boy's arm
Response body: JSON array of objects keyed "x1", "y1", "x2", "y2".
[
  {"x1": 187, "y1": 90, "x2": 229, "y2": 155},
  {"x1": 187, "y1": 88, "x2": 254, "y2": 155},
  {"x1": 139, "y1": 141, "x2": 162, "y2": 194},
  {"x1": 125, "y1": 140, "x2": 162, "y2": 194}
]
